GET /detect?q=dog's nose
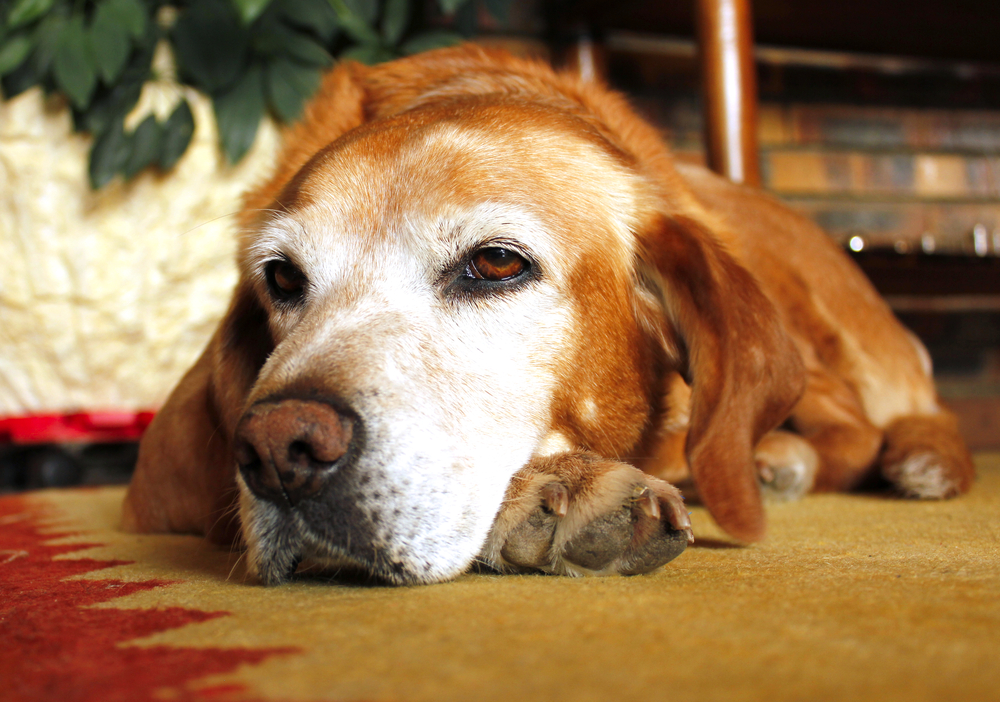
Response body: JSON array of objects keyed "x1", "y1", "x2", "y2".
[{"x1": 234, "y1": 399, "x2": 354, "y2": 506}]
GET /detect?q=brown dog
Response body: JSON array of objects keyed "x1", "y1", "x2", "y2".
[{"x1": 122, "y1": 45, "x2": 974, "y2": 585}]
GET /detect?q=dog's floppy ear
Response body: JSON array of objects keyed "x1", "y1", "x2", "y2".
[
  {"x1": 641, "y1": 214, "x2": 806, "y2": 542},
  {"x1": 124, "y1": 61, "x2": 374, "y2": 542},
  {"x1": 121, "y1": 284, "x2": 273, "y2": 545}
]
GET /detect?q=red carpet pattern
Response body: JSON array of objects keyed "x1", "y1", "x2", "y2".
[
  {"x1": 1, "y1": 458, "x2": 998, "y2": 702},
  {"x1": 0, "y1": 494, "x2": 295, "y2": 702}
]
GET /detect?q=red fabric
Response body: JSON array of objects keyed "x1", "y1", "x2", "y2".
[
  {"x1": 0, "y1": 494, "x2": 296, "y2": 702},
  {"x1": 0, "y1": 411, "x2": 155, "y2": 443}
]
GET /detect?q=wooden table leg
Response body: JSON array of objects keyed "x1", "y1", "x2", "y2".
[
  {"x1": 696, "y1": 0, "x2": 762, "y2": 187},
  {"x1": 563, "y1": 25, "x2": 608, "y2": 84}
]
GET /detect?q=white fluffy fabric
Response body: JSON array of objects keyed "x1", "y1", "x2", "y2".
[{"x1": 0, "y1": 85, "x2": 279, "y2": 415}]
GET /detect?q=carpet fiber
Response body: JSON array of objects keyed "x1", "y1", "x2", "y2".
[{"x1": 3, "y1": 455, "x2": 999, "y2": 702}]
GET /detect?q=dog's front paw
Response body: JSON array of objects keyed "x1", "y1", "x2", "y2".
[{"x1": 479, "y1": 453, "x2": 693, "y2": 576}]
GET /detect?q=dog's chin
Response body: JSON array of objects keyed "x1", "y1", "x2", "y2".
[
  {"x1": 248, "y1": 530, "x2": 471, "y2": 587},
  {"x1": 238, "y1": 492, "x2": 477, "y2": 587}
]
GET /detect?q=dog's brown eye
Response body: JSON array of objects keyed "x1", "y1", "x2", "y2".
[
  {"x1": 468, "y1": 247, "x2": 529, "y2": 281},
  {"x1": 265, "y1": 260, "x2": 306, "y2": 301}
]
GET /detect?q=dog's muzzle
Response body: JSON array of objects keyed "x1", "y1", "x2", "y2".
[
  {"x1": 234, "y1": 398, "x2": 355, "y2": 508},
  {"x1": 232, "y1": 394, "x2": 485, "y2": 586}
]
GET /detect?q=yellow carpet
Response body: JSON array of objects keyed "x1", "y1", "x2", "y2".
[{"x1": 5, "y1": 454, "x2": 1000, "y2": 702}]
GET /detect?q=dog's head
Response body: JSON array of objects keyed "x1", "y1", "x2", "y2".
[{"x1": 122, "y1": 47, "x2": 803, "y2": 584}]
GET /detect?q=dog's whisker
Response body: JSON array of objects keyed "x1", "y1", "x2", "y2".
[
  {"x1": 174, "y1": 211, "x2": 242, "y2": 238},
  {"x1": 206, "y1": 497, "x2": 243, "y2": 541},
  {"x1": 226, "y1": 549, "x2": 248, "y2": 583},
  {"x1": 174, "y1": 208, "x2": 294, "y2": 242}
]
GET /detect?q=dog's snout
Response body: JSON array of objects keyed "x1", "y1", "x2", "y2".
[{"x1": 235, "y1": 399, "x2": 354, "y2": 506}]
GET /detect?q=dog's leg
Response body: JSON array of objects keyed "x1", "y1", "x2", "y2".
[
  {"x1": 478, "y1": 452, "x2": 693, "y2": 576},
  {"x1": 880, "y1": 412, "x2": 975, "y2": 498},
  {"x1": 637, "y1": 374, "x2": 819, "y2": 502},
  {"x1": 767, "y1": 380, "x2": 973, "y2": 499},
  {"x1": 788, "y1": 369, "x2": 884, "y2": 491}
]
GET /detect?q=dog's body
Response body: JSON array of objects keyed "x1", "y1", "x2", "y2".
[{"x1": 123, "y1": 46, "x2": 974, "y2": 585}]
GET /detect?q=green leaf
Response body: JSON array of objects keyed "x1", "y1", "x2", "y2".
[
  {"x1": 343, "y1": 0, "x2": 377, "y2": 25},
  {"x1": 1, "y1": 20, "x2": 52, "y2": 95},
  {"x1": 327, "y1": 0, "x2": 380, "y2": 43},
  {"x1": 400, "y1": 29, "x2": 461, "y2": 55},
  {"x1": 436, "y1": 0, "x2": 467, "y2": 15},
  {"x1": 252, "y1": 20, "x2": 330, "y2": 66},
  {"x1": 251, "y1": 18, "x2": 295, "y2": 55},
  {"x1": 0, "y1": 53, "x2": 39, "y2": 96},
  {"x1": 452, "y1": 0, "x2": 475, "y2": 35},
  {"x1": 53, "y1": 15, "x2": 97, "y2": 109},
  {"x1": 483, "y1": 0, "x2": 511, "y2": 24},
  {"x1": 213, "y1": 62, "x2": 265, "y2": 163},
  {"x1": 283, "y1": 33, "x2": 331, "y2": 66},
  {"x1": 277, "y1": 0, "x2": 338, "y2": 41},
  {"x1": 340, "y1": 42, "x2": 395, "y2": 65},
  {"x1": 266, "y1": 57, "x2": 321, "y2": 122},
  {"x1": 123, "y1": 114, "x2": 163, "y2": 179},
  {"x1": 381, "y1": 0, "x2": 408, "y2": 46},
  {"x1": 77, "y1": 76, "x2": 143, "y2": 134},
  {"x1": 89, "y1": 119, "x2": 129, "y2": 188},
  {"x1": 0, "y1": 33, "x2": 33, "y2": 76},
  {"x1": 5, "y1": 0, "x2": 55, "y2": 30},
  {"x1": 159, "y1": 99, "x2": 195, "y2": 170},
  {"x1": 336, "y1": 13, "x2": 380, "y2": 45},
  {"x1": 29, "y1": 11, "x2": 64, "y2": 74},
  {"x1": 173, "y1": 1, "x2": 249, "y2": 93},
  {"x1": 231, "y1": 0, "x2": 273, "y2": 25},
  {"x1": 89, "y1": 1, "x2": 130, "y2": 84},
  {"x1": 106, "y1": 0, "x2": 147, "y2": 40}
]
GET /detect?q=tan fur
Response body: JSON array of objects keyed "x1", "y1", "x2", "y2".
[
  {"x1": 881, "y1": 413, "x2": 975, "y2": 497},
  {"x1": 125, "y1": 46, "x2": 973, "y2": 581}
]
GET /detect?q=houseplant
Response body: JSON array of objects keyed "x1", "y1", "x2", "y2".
[{"x1": 0, "y1": 0, "x2": 509, "y2": 485}]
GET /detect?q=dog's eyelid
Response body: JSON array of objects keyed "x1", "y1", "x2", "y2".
[
  {"x1": 263, "y1": 257, "x2": 308, "y2": 304},
  {"x1": 466, "y1": 235, "x2": 535, "y2": 263},
  {"x1": 476, "y1": 236, "x2": 532, "y2": 257}
]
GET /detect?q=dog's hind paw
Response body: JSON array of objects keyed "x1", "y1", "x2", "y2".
[
  {"x1": 879, "y1": 414, "x2": 975, "y2": 499},
  {"x1": 754, "y1": 430, "x2": 819, "y2": 503},
  {"x1": 479, "y1": 452, "x2": 693, "y2": 576}
]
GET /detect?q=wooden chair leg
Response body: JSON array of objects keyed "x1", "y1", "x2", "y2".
[
  {"x1": 696, "y1": 0, "x2": 762, "y2": 187},
  {"x1": 563, "y1": 25, "x2": 608, "y2": 84}
]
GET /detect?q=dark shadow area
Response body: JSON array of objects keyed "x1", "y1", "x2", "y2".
[
  {"x1": 1, "y1": 441, "x2": 139, "y2": 494},
  {"x1": 689, "y1": 538, "x2": 744, "y2": 550}
]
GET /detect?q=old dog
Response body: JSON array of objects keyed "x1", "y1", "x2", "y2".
[{"x1": 123, "y1": 46, "x2": 974, "y2": 585}]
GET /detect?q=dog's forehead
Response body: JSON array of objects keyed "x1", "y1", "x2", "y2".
[{"x1": 256, "y1": 103, "x2": 643, "y2": 268}]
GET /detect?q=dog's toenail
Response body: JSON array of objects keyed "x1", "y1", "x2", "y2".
[
  {"x1": 541, "y1": 482, "x2": 569, "y2": 517},
  {"x1": 757, "y1": 463, "x2": 775, "y2": 483},
  {"x1": 634, "y1": 487, "x2": 660, "y2": 520}
]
